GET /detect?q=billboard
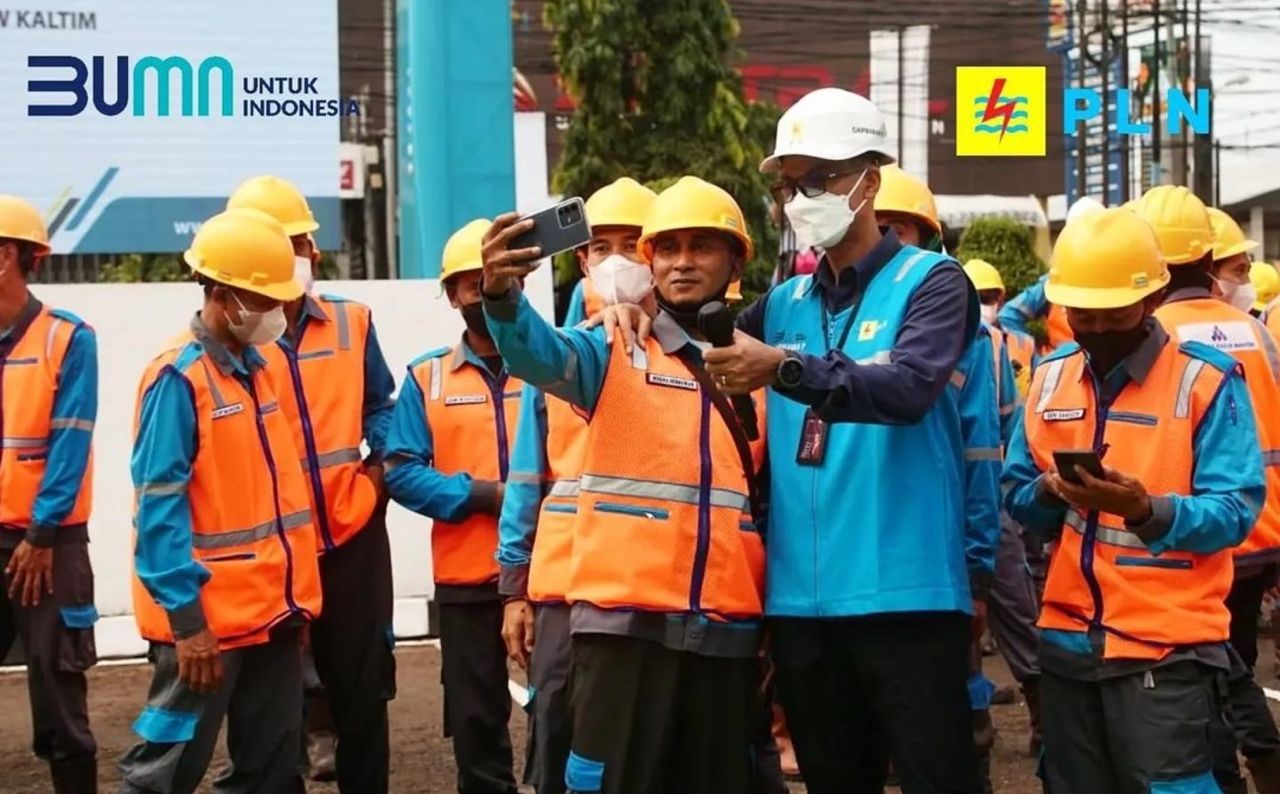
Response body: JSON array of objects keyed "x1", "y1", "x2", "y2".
[{"x1": 0, "y1": 1, "x2": 344, "y2": 253}]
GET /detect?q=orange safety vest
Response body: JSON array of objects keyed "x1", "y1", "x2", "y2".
[
  {"x1": 1155, "y1": 298, "x2": 1280, "y2": 561},
  {"x1": 131, "y1": 330, "x2": 322, "y2": 649},
  {"x1": 1267, "y1": 307, "x2": 1280, "y2": 347},
  {"x1": 1043, "y1": 302, "x2": 1072, "y2": 354},
  {"x1": 567, "y1": 338, "x2": 767, "y2": 620},
  {"x1": 260, "y1": 296, "x2": 378, "y2": 552},
  {"x1": 527, "y1": 394, "x2": 588, "y2": 603},
  {"x1": 1025, "y1": 341, "x2": 1234, "y2": 660},
  {"x1": 0, "y1": 304, "x2": 93, "y2": 529},
  {"x1": 581, "y1": 277, "x2": 605, "y2": 319},
  {"x1": 410, "y1": 346, "x2": 523, "y2": 586},
  {"x1": 1004, "y1": 330, "x2": 1036, "y2": 398}
]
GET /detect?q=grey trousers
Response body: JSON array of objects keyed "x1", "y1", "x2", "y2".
[
  {"x1": 525, "y1": 603, "x2": 572, "y2": 794},
  {"x1": 1041, "y1": 661, "x2": 1225, "y2": 794},
  {"x1": 987, "y1": 518, "x2": 1041, "y2": 684},
  {"x1": 117, "y1": 626, "x2": 305, "y2": 794}
]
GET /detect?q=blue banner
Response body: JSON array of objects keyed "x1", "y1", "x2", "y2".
[{"x1": 396, "y1": 2, "x2": 515, "y2": 279}]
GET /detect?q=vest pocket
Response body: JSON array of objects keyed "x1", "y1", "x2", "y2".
[
  {"x1": 544, "y1": 503, "x2": 578, "y2": 515},
  {"x1": 203, "y1": 552, "x2": 258, "y2": 563},
  {"x1": 1114, "y1": 555, "x2": 1193, "y2": 570},
  {"x1": 593, "y1": 501, "x2": 670, "y2": 521}
]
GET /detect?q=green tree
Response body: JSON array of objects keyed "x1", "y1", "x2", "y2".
[
  {"x1": 98, "y1": 253, "x2": 188, "y2": 283},
  {"x1": 953, "y1": 218, "x2": 1046, "y2": 298},
  {"x1": 545, "y1": 0, "x2": 780, "y2": 305}
]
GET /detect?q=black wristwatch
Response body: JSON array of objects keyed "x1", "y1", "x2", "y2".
[{"x1": 776, "y1": 350, "x2": 804, "y2": 390}]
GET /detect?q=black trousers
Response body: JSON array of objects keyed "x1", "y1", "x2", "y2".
[
  {"x1": 0, "y1": 533, "x2": 98, "y2": 792},
  {"x1": 566, "y1": 633, "x2": 756, "y2": 794},
  {"x1": 1041, "y1": 662, "x2": 1223, "y2": 794},
  {"x1": 310, "y1": 511, "x2": 397, "y2": 794},
  {"x1": 438, "y1": 598, "x2": 516, "y2": 794},
  {"x1": 1211, "y1": 568, "x2": 1280, "y2": 792},
  {"x1": 770, "y1": 612, "x2": 979, "y2": 794},
  {"x1": 526, "y1": 603, "x2": 572, "y2": 794}
]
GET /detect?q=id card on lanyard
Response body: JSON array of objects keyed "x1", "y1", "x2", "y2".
[{"x1": 796, "y1": 300, "x2": 857, "y2": 466}]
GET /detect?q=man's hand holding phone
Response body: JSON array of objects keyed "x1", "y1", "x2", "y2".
[
  {"x1": 1044, "y1": 455, "x2": 1152, "y2": 524},
  {"x1": 481, "y1": 212, "x2": 542, "y2": 297}
]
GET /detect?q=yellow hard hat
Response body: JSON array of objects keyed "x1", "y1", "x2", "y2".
[
  {"x1": 963, "y1": 259, "x2": 1005, "y2": 293},
  {"x1": 1046, "y1": 207, "x2": 1169, "y2": 309},
  {"x1": 638, "y1": 176, "x2": 754, "y2": 263},
  {"x1": 1134, "y1": 185, "x2": 1214, "y2": 265},
  {"x1": 584, "y1": 177, "x2": 658, "y2": 230},
  {"x1": 726, "y1": 279, "x2": 743, "y2": 302},
  {"x1": 184, "y1": 208, "x2": 301, "y2": 301},
  {"x1": 227, "y1": 175, "x2": 319, "y2": 237},
  {"x1": 441, "y1": 218, "x2": 491, "y2": 283},
  {"x1": 0, "y1": 195, "x2": 51, "y2": 256},
  {"x1": 874, "y1": 165, "x2": 941, "y2": 237},
  {"x1": 1207, "y1": 207, "x2": 1258, "y2": 262},
  {"x1": 1250, "y1": 262, "x2": 1280, "y2": 312}
]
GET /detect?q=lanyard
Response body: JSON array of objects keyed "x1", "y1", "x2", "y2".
[{"x1": 820, "y1": 301, "x2": 858, "y2": 354}]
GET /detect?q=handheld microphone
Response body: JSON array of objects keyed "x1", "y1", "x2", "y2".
[{"x1": 697, "y1": 301, "x2": 760, "y2": 441}]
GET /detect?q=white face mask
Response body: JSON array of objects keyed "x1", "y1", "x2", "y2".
[
  {"x1": 293, "y1": 256, "x2": 314, "y2": 295},
  {"x1": 980, "y1": 304, "x2": 999, "y2": 326},
  {"x1": 1217, "y1": 277, "x2": 1258, "y2": 314},
  {"x1": 228, "y1": 291, "x2": 288, "y2": 345},
  {"x1": 784, "y1": 168, "x2": 869, "y2": 250},
  {"x1": 589, "y1": 254, "x2": 654, "y2": 306}
]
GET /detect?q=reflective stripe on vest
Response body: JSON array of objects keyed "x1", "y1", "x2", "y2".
[
  {"x1": 131, "y1": 332, "x2": 321, "y2": 649},
  {"x1": 568, "y1": 336, "x2": 766, "y2": 620},
  {"x1": 1024, "y1": 343, "x2": 1232, "y2": 660},
  {"x1": 0, "y1": 306, "x2": 93, "y2": 528},
  {"x1": 1157, "y1": 298, "x2": 1280, "y2": 560},
  {"x1": 416, "y1": 347, "x2": 524, "y2": 586},
  {"x1": 260, "y1": 297, "x2": 375, "y2": 551}
]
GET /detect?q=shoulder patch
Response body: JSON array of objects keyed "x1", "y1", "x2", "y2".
[
  {"x1": 408, "y1": 346, "x2": 451, "y2": 370},
  {"x1": 48, "y1": 307, "x2": 87, "y2": 327},
  {"x1": 1178, "y1": 340, "x2": 1238, "y2": 374}
]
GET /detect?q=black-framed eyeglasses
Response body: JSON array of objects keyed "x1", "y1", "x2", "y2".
[{"x1": 773, "y1": 167, "x2": 860, "y2": 203}]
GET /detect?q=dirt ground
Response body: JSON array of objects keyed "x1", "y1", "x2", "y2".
[{"x1": 3, "y1": 640, "x2": 1279, "y2": 793}]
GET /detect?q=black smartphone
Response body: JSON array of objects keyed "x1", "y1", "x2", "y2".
[
  {"x1": 509, "y1": 197, "x2": 590, "y2": 260},
  {"x1": 1053, "y1": 449, "x2": 1105, "y2": 485}
]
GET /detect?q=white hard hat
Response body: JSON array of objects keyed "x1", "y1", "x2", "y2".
[
  {"x1": 760, "y1": 88, "x2": 896, "y2": 173},
  {"x1": 1066, "y1": 196, "x2": 1105, "y2": 224}
]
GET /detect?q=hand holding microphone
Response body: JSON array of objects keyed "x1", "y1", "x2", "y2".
[{"x1": 698, "y1": 302, "x2": 764, "y2": 441}]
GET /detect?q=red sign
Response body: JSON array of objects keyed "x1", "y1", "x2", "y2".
[{"x1": 340, "y1": 160, "x2": 355, "y2": 192}]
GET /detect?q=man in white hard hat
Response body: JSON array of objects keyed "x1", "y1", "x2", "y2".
[{"x1": 595, "y1": 88, "x2": 982, "y2": 794}]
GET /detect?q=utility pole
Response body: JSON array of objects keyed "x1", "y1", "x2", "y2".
[
  {"x1": 898, "y1": 26, "x2": 905, "y2": 169},
  {"x1": 1152, "y1": 0, "x2": 1162, "y2": 185},
  {"x1": 1077, "y1": 0, "x2": 1088, "y2": 201},
  {"x1": 1101, "y1": 0, "x2": 1111, "y2": 203},
  {"x1": 1120, "y1": 0, "x2": 1131, "y2": 201}
]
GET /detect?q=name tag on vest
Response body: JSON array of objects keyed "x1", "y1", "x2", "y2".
[
  {"x1": 646, "y1": 372, "x2": 698, "y2": 391},
  {"x1": 212, "y1": 403, "x2": 244, "y2": 420},
  {"x1": 1177, "y1": 321, "x2": 1258, "y2": 352},
  {"x1": 1043, "y1": 408, "x2": 1086, "y2": 422},
  {"x1": 445, "y1": 394, "x2": 488, "y2": 406}
]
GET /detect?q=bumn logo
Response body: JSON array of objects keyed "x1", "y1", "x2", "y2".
[
  {"x1": 955, "y1": 66, "x2": 1047, "y2": 157},
  {"x1": 27, "y1": 55, "x2": 234, "y2": 117}
]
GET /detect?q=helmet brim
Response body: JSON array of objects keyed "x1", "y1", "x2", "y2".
[
  {"x1": 759, "y1": 144, "x2": 897, "y2": 173},
  {"x1": 1045, "y1": 273, "x2": 1170, "y2": 310},
  {"x1": 1215, "y1": 239, "x2": 1260, "y2": 261}
]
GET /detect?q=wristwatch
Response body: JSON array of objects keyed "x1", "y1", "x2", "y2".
[{"x1": 776, "y1": 350, "x2": 804, "y2": 390}]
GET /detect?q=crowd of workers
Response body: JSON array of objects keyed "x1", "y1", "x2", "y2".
[{"x1": 3, "y1": 84, "x2": 1280, "y2": 794}]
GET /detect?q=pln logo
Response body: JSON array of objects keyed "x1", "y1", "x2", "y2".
[{"x1": 956, "y1": 67, "x2": 1047, "y2": 157}]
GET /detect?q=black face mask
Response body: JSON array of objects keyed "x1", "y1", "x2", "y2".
[
  {"x1": 460, "y1": 303, "x2": 490, "y2": 339},
  {"x1": 656, "y1": 274, "x2": 732, "y2": 331},
  {"x1": 1074, "y1": 321, "x2": 1150, "y2": 378}
]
